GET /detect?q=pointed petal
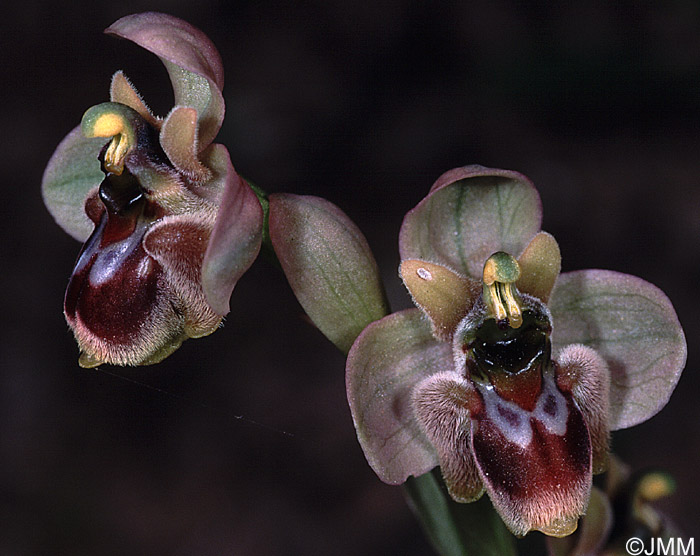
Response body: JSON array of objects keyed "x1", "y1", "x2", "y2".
[
  {"x1": 42, "y1": 126, "x2": 106, "y2": 241},
  {"x1": 400, "y1": 165, "x2": 542, "y2": 281},
  {"x1": 412, "y1": 372, "x2": 484, "y2": 501},
  {"x1": 472, "y1": 389, "x2": 591, "y2": 537},
  {"x1": 200, "y1": 145, "x2": 263, "y2": 316},
  {"x1": 346, "y1": 309, "x2": 449, "y2": 484},
  {"x1": 160, "y1": 106, "x2": 212, "y2": 183},
  {"x1": 400, "y1": 260, "x2": 481, "y2": 341},
  {"x1": 549, "y1": 270, "x2": 687, "y2": 430},
  {"x1": 269, "y1": 193, "x2": 389, "y2": 353},
  {"x1": 110, "y1": 71, "x2": 160, "y2": 128},
  {"x1": 556, "y1": 344, "x2": 611, "y2": 474},
  {"x1": 106, "y1": 12, "x2": 225, "y2": 149},
  {"x1": 517, "y1": 232, "x2": 561, "y2": 302}
]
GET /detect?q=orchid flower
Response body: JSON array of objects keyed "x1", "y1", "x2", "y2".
[
  {"x1": 42, "y1": 13, "x2": 262, "y2": 367},
  {"x1": 346, "y1": 165, "x2": 686, "y2": 537}
]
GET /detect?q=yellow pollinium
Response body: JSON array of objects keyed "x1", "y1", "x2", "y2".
[
  {"x1": 482, "y1": 252, "x2": 523, "y2": 329},
  {"x1": 81, "y1": 102, "x2": 139, "y2": 176}
]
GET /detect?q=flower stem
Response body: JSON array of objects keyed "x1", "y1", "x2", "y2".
[
  {"x1": 246, "y1": 180, "x2": 281, "y2": 269},
  {"x1": 404, "y1": 470, "x2": 517, "y2": 556}
]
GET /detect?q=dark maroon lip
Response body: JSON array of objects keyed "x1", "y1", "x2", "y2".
[
  {"x1": 472, "y1": 390, "x2": 591, "y2": 509},
  {"x1": 65, "y1": 206, "x2": 161, "y2": 344}
]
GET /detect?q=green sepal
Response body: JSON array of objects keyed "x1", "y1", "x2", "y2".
[
  {"x1": 404, "y1": 470, "x2": 517, "y2": 556},
  {"x1": 550, "y1": 269, "x2": 686, "y2": 429},
  {"x1": 346, "y1": 309, "x2": 445, "y2": 483},
  {"x1": 269, "y1": 193, "x2": 389, "y2": 353},
  {"x1": 41, "y1": 126, "x2": 106, "y2": 241},
  {"x1": 400, "y1": 165, "x2": 541, "y2": 281}
]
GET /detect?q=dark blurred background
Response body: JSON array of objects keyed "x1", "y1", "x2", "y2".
[{"x1": 2, "y1": 1, "x2": 699, "y2": 554}]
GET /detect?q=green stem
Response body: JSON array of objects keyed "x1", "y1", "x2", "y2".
[
  {"x1": 246, "y1": 180, "x2": 280, "y2": 270},
  {"x1": 404, "y1": 471, "x2": 517, "y2": 556}
]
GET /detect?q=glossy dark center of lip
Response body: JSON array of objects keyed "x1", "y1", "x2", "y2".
[
  {"x1": 99, "y1": 167, "x2": 144, "y2": 216},
  {"x1": 470, "y1": 310, "x2": 550, "y2": 376}
]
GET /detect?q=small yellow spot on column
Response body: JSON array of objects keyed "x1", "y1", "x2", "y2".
[{"x1": 92, "y1": 113, "x2": 125, "y2": 137}]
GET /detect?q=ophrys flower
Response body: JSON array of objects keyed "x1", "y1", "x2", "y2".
[
  {"x1": 42, "y1": 13, "x2": 263, "y2": 366},
  {"x1": 346, "y1": 165, "x2": 686, "y2": 537}
]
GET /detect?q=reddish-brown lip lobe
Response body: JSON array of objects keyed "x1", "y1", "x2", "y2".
[
  {"x1": 65, "y1": 203, "x2": 161, "y2": 344},
  {"x1": 472, "y1": 392, "x2": 590, "y2": 503}
]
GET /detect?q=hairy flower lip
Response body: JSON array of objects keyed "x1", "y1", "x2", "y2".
[
  {"x1": 470, "y1": 378, "x2": 592, "y2": 537},
  {"x1": 438, "y1": 286, "x2": 599, "y2": 537},
  {"x1": 65, "y1": 217, "x2": 160, "y2": 348}
]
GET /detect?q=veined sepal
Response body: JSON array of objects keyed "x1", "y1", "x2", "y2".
[
  {"x1": 105, "y1": 12, "x2": 225, "y2": 150},
  {"x1": 269, "y1": 194, "x2": 389, "y2": 353}
]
